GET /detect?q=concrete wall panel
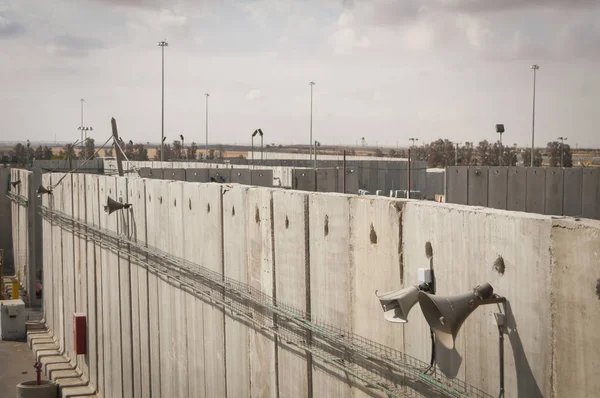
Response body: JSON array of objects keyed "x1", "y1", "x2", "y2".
[
  {"x1": 293, "y1": 169, "x2": 315, "y2": 191},
  {"x1": 164, "y1": 168, "x2": 186, "y2": 181},
  {"x1": 403, "y1": 201, "x2": 553, "y2": 397},
  {"x1": 309, "y1": 193, "x2": 353, "y2": 396},
  {"x1": 526, "y1": 168, "x2": 545, "y2": 214},
  {"x1": 185, "y1": 169, "x2": 209, "y2": 183},
  {"x1": 552, "y1": 218, "x2": 600, "y2": 397},
  {"x1": 247, "y1": 188, "x2": 277, "y2": 398},
  {"x1": 273, "y1": 190, "x2": 309, "y2": 398},
  {"x1": 487, "y1": 167, "x2": 508, "y2": 209},
  {"x1": 563, "y1": 168, "x2": 583, "y2": 216},
  {"x1": 467, "y1": 167, "x2": 488, "y2": 206},
  {"x1": 209, "y1": 169, "x2": 230, "y2": 183},
  {"x1": 446, "y1": 167, "x2": 468, "y2": 205},
  {"x1": 582, "y1": 168, "x2": 599, "y2": 219},
  {"x1": 544, "y1": 168, "x2": 564, "y2": 216},
  {"x1": 230, "y1": 169, "x2": 252, "y2": 185},
  {"x1": 316, "y1": 168, "x2": 338, "y2": 192},
  {"x1": 251, "y1": 169, "x2": 273, "y2": 187},
  {"x1": 0, "y1": 169, "x2": 14, "y2": 269},
  {"x1": 507, "y1": 167, "x2": 527, "y2": 212},
  {"x1": 222, "y1": 185, "x2": 251, "y2": 397}
]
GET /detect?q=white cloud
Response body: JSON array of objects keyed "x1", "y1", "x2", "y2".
[
  {"x1": 246, "y1": 89, "x2": 262, "y2": 101},
  {"x1": 329, "y1": 28, "x2": 370, "y2": 55}
]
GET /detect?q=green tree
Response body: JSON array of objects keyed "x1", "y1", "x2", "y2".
[
  {"x1": 375, "y1": 148, "x2": 384, "y2": 157},
  {"x1": 476, "y1": 140, "x2": 493, "y2": 166},
  {"x1": 82, "y1": 138, "x2": 95, "y2": 160},
  {"x1": 172, "y1": 140, "x2": 183, "y2": 160},
  {"x1": 547, "y1": 141, "x2": 572, "y2": 167},
  {"x1": 522, "y1": 148, "x2": 543, "y2": 167},
  {"x1": 154, "y1": 144, "x2": 173, "y2": 161},
  {"x1": 58, "y1": 143, "x2": 76, "y2": 160},
  {"x1": 187, "y1": 142, "x2": 198, "y2": 160},
  {"x1": 132, "y1": 143, "x2": 148, "y2": 161}
]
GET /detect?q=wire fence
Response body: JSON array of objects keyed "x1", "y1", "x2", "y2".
[{"x1": 40, "y1": 204, "x2": 495, "y2": 398}]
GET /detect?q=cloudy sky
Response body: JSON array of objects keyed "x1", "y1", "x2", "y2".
[{"x1": 1, "y1": 0, "x2": 599, "y2": 148}]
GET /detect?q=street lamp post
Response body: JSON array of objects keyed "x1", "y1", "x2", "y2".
[
  {"x1": 180, "y1": 134, "x2": 185, "y2": 160},
  {"x1": 530, "y1": 64, "x2": 539, "y2": 167},
  {"x1": 80, "y1": 99, "x2": 84, "y2": 153},
  {"x1": 205, "y1": 93, "x2": 209, "y2": 158},
  {"x1": 557, "y1": 136, "x2": 567, "y2": 167},
  {"x1": 455, "y1": 142, "x2": 461, "y2": 166},
  {"x1": 309, "y1": 81, "x2": 315, "y2": 161},
  {"x1": 158, "y1": 40, "x2": 169, "y2": 163}
]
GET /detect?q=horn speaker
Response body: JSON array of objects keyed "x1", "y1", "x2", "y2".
[
  {"x1": 375, "y1": 283, "x2": 430, "y2": 323},
  {"x1": 104, "y1": 196, "x2": 131, "y2": 215},
  {"x1": 418, "y1": 283, "x2": 495, "y2": 349},
  {"x1": 37, "y1": 185, "x2": 52, "y2": 196}
]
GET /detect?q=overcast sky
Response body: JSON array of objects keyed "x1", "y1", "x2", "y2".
[{"x1": 1, "y1": 0, "x2": 599, "y2": 148}]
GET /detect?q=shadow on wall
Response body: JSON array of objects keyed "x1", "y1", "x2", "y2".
[{"x1": 505, "y1": 300, "x2": 543, "y2": 397}]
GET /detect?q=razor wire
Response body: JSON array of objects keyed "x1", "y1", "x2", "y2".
[{"x1": 40, "y1": 205, "x2": 494, "y2": 398}]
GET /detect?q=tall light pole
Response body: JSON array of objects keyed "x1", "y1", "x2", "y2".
[
  {"x1": 80, "y1": 98, "x2": 84, "y2": 152},
  {"x1": 158, "y1": 40, "x2": 169, "y2": 162},
  {"x1": 530, "y1": 64, "x2": 539, "y2": 167},
  {"x1": 205, "y1": 93, "x2": 209, "y2": 158},
  {"x1": 309, "y1": 81, "x2": 315, "y2": 161},
  {"x1": 558, "y1": 136, "x2": 567, "y2": 167},
  {"x1": 455, "y1": 142, "x2": 461, "y2": 166},
  {"x1": 314, "y1": 140, "x2": 321, "y2": 169},
  {"x1": 180, "y1": 134, "x2": 185, "y2": 160}
]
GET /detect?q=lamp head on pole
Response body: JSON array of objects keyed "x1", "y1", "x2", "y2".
[
  {"x1": 530, "y1": 64, "x2": 539, "y2": 70},
  {"x1": 157, "y1": 40, "x2": 169, "y2": 47}
]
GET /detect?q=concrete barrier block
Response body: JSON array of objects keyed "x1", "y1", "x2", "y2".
[
  {"x1": 308, "y1": 193, "x2": 353, "y2": 396},
  {"x1": 292, "y1": 169, "x2": 315, "y2": 191},
  {"x1": 349, "y1": 196, "x2": 405, "y2": 355},
  {"x1": 164, "y1": 168, "x2": 185, "y2": 181},
  {"x1": 181, "y1": 182, "x2": 225, "y2": 397},
  {"x1": 487, "y1": 167, "x2": 508, "y2": 209},
  {"x1": 251, "y1": 169, "x2": 273, "y2": 187},
  {"x1": 403, "y1": 201, "x2": 553, "y2": 396},
  {"x1": 223, "y1": 184, "x2": 250, "y2": 397},
  {"x1": 552, "y1": 218, "x2": 600, "y2": 397},
  {"x1": 563, "y1": 168, "x2": 583, "y2": 216},
  {"x1": 544, "y1": 168, "x2": 564, "y2": 216},
  {"x1": 582, "y1": 168, "x2": 599, "y2": 219},
  {"x1": 273, "y1": 190, "x2": 309, "y2": 397},
  {"x1": 230, "y1": 169, "x2": 252, "y2": 185},
  {"x1": 507, "y1": 167, "x2": 527, "y2": 211},
  {"x1": 208, "y1": 169, "x2": 230, "y2": 183},
  {"x1": 185, "y1": 169, "x2": 209, "y2": 183},
  {"x1": 526, "y1": 168, "x2": 545, "y2": 214},
  {"x1": 446, "y1": 166, "x2": 468, "y2": 205},
  {"x1": 316, "y1": 168, "x2": 338, "y2": 192},
  {"x1": 247, "y1": 188, "x2": 277, "y2": 398},
  {"x1": 467, "y1": 167, "x2": 488, "y2": 206}
]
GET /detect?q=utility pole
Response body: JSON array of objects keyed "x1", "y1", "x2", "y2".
[
  {"x1": 158, "y1": 40, "x2": 169, "y2": 163},
  {"x1": 309, "y1": 81, "x2": 315, "y2": 161},
  {"x1": 112, "y1": 118, "x2": 124, "y2": 177},
  {"x1": 455, "y1": 142, "x2": 461, "y2": 166},
  {"x1": 530, "y1": 64, "x2": 539, "y2": 167},
  {"x1": 496, "y1": 124, "x2": 505, "y2": 166},
  {"x1": 205, "y1": 93, "x2": 209, "y2": 157}
]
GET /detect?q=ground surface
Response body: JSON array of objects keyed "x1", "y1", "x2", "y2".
[{"x1": 0, "y1": 338, "x2": 37, "y2": 395}]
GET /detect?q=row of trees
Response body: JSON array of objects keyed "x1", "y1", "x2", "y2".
[
  {"x1": 376, "y1": 139, "x2": 572, "y2": 168},
  {"x1": 153, "y1": 140, "x2": 226, "y2": 161}
]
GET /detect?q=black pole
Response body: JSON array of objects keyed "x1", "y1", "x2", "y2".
[
  {"x1": 343, "y1": 150, "x2": 346, "y2": 194},
  {"x1": 261, "y1": 134, "x2": 263, "y2": 161},
  {"x1": 498, "y1": 324, "x2": 505, "y2": 398},
  {"x1": 407, "y1": 149, "x2": 411, "y2": 199}
]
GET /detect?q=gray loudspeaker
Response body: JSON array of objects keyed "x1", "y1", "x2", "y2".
[
  {"x1": 376, "y1": 283, "x2": 430, "y2": 323},
  {"x1": 104, "y1": 196, "x2": 131, "y2": 215},
  {"x1": 418, "y1": 283, "x2": 494, "y2": 349}
]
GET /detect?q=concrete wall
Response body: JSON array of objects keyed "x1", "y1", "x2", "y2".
[
  {"x1": 0, "y1": 168, "x2": 13, "y2": 271},
  {"x1": 35, "y1": 174, "x2": 600, "y2": 398},
  {"x1": 8, "y1": 168, "x2": 42, "y2": 306},
  {"x1": 446, "y1": 166, "x2": 600, "y2": 219}
]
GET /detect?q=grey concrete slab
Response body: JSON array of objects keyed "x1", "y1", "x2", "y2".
[
  {"x1": 426, "y1": 169, "x2": 445, "y2": 200},
  {"x1": 563, "y1": 168, "x2": 583, "y2": 216},
  {"x1": 208, "y1": 169, "x2": 230, "y2": 183},
  {"x1": 148, "y1": 168, "x2": 164, "y2": 179},
  {"x1": 338, "y1": 168, "x2": 359, "y2": 194},
  {"x1": 309, "y1": 193, "x2": 353, "y2": 396},
  {"x1": 526, "y1": 168, "x2": 545, "y2": 214},
  {"x1": 185, "y1": 169, "x2": 209, "y2": 183},
  {"x1": 163, "y1": 168, "x2": 186, "y2": 181},
  {"x1": 247, "y1": 188, "x2": 277, "y2": 398},
  {"x1": 467, "y1": 167, "x2": 488, "y2": 206},
  {"x1": 230, "y1": 169, "x2": 252, "y2": 185},
  {"x1": 273, "y1": 190, "x2": 309, "y2": 398},
  {"x1": 487, "y1": 167, "x2": 508, "y2": 209},
  {"x1": 582, "y1": 168, "x2": 599, "y2": 219},
  {"x1": 316, "y1": 168, "x2": 338, "y2": 192},
  {"x1": 138, "y1": 167, "x2": 152, "y2": 178},
  {"x1": 292, "y1": 169, "x2": 315, "y2": 191},
  {"x1": 251, "y1": 169, "x2": 273, "y2": 187},
  {"x1": 223, "y1": 185, "x2": 251, "y2": 397},
  {"x1": 507, "y1": 167, "x2": 527, "y2": 211},
  {"x1": 446, "y1": 166, "x2": 468, "y2": 205},
  {"x1": 544, "y1": 168, "x2": 564, "y2": 216}
]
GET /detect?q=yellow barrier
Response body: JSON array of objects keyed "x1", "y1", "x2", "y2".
[{"x1": 12, "y1": 280, "x2": 19, "y2": 300}]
